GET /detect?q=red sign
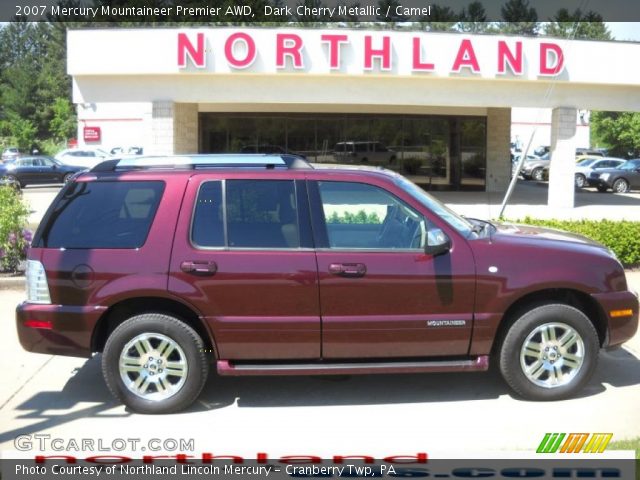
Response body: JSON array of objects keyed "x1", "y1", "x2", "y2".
[
  {"x1": 177, "y1": 32, "x2": 565, "y2": 76},
  {"x1": 83, "y1": 126, "x2": 101, "y2": 142}
]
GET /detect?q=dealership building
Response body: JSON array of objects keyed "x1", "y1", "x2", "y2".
[{"x1": 67, "y1": 27, "x2": 640, "y2": 207}]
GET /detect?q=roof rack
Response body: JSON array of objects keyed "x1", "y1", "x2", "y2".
[{"x1": 91, "y1": 154, "x2": 313, "y2": 172}]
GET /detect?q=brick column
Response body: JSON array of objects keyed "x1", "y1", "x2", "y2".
[
  {"x1": 548, "y1": 107, "x2": 577, "y2": 208},
  {"x1": 174, "y1": 103, "x2": 198, "y2": 154},
  {"x1": 149, "y1": 101, "x2": 175, "y2": 155},
  {"x1": 485, "y1": 108, "x2": 511, "y2": 193},
  {"x1": 148, "y1": 101, "x2": 198, "y2": 155}
]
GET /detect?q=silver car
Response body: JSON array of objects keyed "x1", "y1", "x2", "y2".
[
  {"x1": 575, "y1": 157, "x2": 625, "y2": 188},
  {"x1": 520, "y1": 153, "x2": 550, "y2": 181}
]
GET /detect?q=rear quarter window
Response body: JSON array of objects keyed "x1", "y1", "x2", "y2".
[{"x1": 38, "y1": 181, "x2": 165, "y2": 249}]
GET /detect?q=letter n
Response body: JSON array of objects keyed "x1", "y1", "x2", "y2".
[{"x1": 178, "y1": 32, "x2": 205, "y2": 68}]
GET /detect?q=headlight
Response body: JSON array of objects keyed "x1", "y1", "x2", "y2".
[{"x1": 600, "y1": 173, "x2": 610, "y2": 181}]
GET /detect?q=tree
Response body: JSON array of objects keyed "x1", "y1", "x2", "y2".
[
  {"x1": 498, "y1": 0, "x2": 538, "y2": 35},
  {"x1": 544, "y1": 9, "x2": 611, "y2": 40},
  {"x1": 458, "y1": 1, "x2": 493, "y2": 34},
  {"x1": 419, "y1": 5, "x2": 460, "y2": 31},
  {"x1": 0, "y1": 21, "x2": 73, "y2": 148},
  {"x1": 50, "y1": 97, "x2": 76, "y2": 142},
  {"x1": 591, "y1": 112, "x2": 640, "y2": 158},
  {"x1": 376, "y1": 0, "x2": 408, "y2": 22}
]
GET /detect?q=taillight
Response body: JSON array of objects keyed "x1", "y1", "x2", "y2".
[{"x1": 25, "y1": 260, "x2": 51, "y2": 304}]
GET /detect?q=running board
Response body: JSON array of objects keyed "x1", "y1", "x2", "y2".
[{"x1": 217, "y1": 356, "x2": 489, "y2": 376}]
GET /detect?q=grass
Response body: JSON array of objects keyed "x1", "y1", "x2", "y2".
[{"x1": 608, "y1": 437, "x2": 640, "y2": 459}]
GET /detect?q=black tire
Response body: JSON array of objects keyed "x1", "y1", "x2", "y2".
[
  {"x1": 5, "y1": 174, "x2": 23, "y2": 189},
  {"x1": 63, "y1": 172, "x2": 74, "y2": 184},
  {"x1": 575, "y1": 174, "x2": 586, "y2": 188},
  {"x1": 597, "y1": 185, "x2": 608, "y2": 193},
  {"x1": 499, "y1": 304, "x2": 599, "y2": 401},
  {"x1": 102, "y1": 313, "x2": 209, "y2": 414},
  {"x1": 532, "y1": 167, "x2": 544, "y2": 182},
  {"x1": 612, "y1": 178, "x2": 629, "y2": 194}
]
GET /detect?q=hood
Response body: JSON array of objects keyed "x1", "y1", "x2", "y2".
[{"x1": 492, "y1": 222, "x2": 607, "y2": 250}]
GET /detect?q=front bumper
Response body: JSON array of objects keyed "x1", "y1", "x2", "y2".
[
  {"x1": 16, "y1": 301, "x2": 107, "y2": 358},
  {"x1": 591, "y1": 290, "x2": 639, "y2": 348},
  {"x1": 587, "y1": 177, "x2": 613, "y2": 189}
]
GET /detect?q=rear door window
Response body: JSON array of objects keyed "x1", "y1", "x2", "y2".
[
  {"x1": 39, "y1": 181, "x2": 164, "y2": 249},
  {"x1": 191, "y1": 179, "x2": 300, "y2": 249}
]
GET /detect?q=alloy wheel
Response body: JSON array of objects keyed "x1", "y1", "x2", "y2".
[
  {"x1": 519, "y1": 322, "x2": 584, "y2": 389},
  {"x1": 118, "y1": 332, "x2": 188, "y2": 401}
]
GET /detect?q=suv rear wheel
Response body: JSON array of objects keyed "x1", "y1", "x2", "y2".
[
  {"x1": 499, "y1": 304, "x2": 599, "y2": 400},
  {"x1": 102, "y1": 313, "x2": 209, "y2": 414}
]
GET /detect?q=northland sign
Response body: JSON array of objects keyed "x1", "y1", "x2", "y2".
[{"x1": 177, "y1": 30, "x2": 565, "y2": 77}]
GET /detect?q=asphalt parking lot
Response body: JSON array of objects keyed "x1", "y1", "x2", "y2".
[{"x1": 1, "y1": 279, "x2": 639, "y2": 458}]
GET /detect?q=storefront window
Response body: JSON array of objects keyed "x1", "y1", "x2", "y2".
[{"x1": 198, "y1": 113, "x2": 486, "y2": 190}]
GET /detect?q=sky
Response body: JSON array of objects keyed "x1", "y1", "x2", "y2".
[{"x1": 606, "y1": 22, "x2": 640, "y2": 41}]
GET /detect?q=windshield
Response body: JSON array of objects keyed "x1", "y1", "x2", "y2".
[
  {"x1": 394, "y1": 176, "x2": 474, "y2": 237},
  {"x1": 619, "y1": 160, "x2": 640, "y2": 170},
  {"x1": 577, "y1": 158, "x2": 596, "y2": 167}
]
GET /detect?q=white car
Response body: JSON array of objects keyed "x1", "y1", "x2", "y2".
[
  {"x1": 575, "y1": 157, "x2": 625, "y2": 188},
  {"x1": 55, "y1": 148, "x2": 114, "y2": 168}
]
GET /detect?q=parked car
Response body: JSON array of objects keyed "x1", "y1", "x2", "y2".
[
  {"x1": 1, "y1": 147, "x2": 20, "y2": 163},
  {"x1": 16, "y1": 155, "x2": 638, "y2": 413},
  {"x1": 576, "y1": 148, "x2": 605, "y2": 157},
  {"x1": 0, "y1": 156, "x2": 86, "y2": 188},
  {"x1": 110, "y1": 146, "x2": 144, "y2": 156},
  {"x1": 574, "y1": 157, "x2": 625, "y2": 188},
  {"x1": 512, "y1": 154, "x2": 541, "y2": 178},
  {"x1": 55, "y1": 147, "x2": 114, "y2": 168},
  {"x1": 519, "y1": 153, "x2": 549, "y2": 181},
  {"x1": 240, "y1": 144, "x2": 306, "y2": 159},
  {"x1": 333, "y1": 141, "x2": 396, "y2": 165},
  {"x1": 533, "y1": 146, "x2": 550, "y2": 157},
  {"x1": 587, "y1": 159, "x2": 640, "y2": 193}
]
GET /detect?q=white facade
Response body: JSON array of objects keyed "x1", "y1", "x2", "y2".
[
  {"x1": 511, "y1": 108, "x2": 591, "y2": 153},
  {"x1": 67, "y1": 27, "x2": 640, "y2": 207}
]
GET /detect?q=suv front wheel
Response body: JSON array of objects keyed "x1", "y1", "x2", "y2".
[
  {"x1": 102, "y1": 313, "x2": 209, "y2": 414},
  {"x1": 499, "y1": 304, "x2": 599, "y2": 400}
]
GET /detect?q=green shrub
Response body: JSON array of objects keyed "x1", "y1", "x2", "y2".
[
  {"x1": 327, "y1": 210, "x2": 381, "y2": 224},
  {"x1": 509, "y1": 217, "x2": 640, "y2": 268},
  {"x1": 0, "y1": 186, "x2": 31, "y2": 272}
]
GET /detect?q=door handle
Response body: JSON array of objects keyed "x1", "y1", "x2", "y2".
[
  {"x1": 328, "y1": 263, "x2": 366, "y2": 277},
  {"x1": 180, "y1": 260, "x2": 218, "y2": 275}
]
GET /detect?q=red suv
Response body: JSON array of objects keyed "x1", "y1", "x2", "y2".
[{"x1": 17, "y1": 155, "x2": 639, "y2": 413}]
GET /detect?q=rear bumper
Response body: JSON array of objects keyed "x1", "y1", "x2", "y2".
[
  {"x1": 591, "y1": 291, "x2": 639, "y2": 348},
  {"x1": 16, "y1": 301, "x2": 107, "y2": 358}
]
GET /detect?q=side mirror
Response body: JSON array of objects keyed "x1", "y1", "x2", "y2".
[{"x1": 424, "y1": 228, "x2": 451, "y2": 256}]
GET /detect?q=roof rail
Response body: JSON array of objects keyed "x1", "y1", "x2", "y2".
[{"x1": 91, "y1": 154, "x2": 313, "y2": 172}]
